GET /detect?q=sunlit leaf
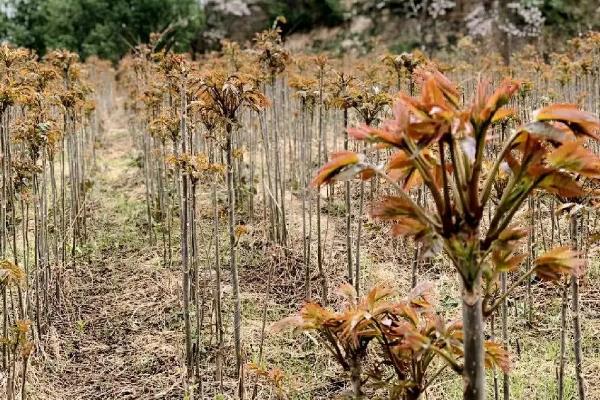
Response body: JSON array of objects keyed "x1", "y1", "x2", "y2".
[
  {"x1": 340, "y1": 309, "x2": 374, "y2": 347},
  {"x1": 534, "y1": 104, "x2": 600, "y2": 140},
  {"x1": 300, "y1": 303, "x2": 336, "y2": 328},
  {"x1": 497, "y1": 226, "x2": 528, "y2": 244},
  {"x1": 491, "y1": 107, "x2": 517, "y2": 124},
  {"x1": 407, "y1": 120, "x2": 446, "y2": 146},
  {"x1": 311, "y1": 151, "x2": 367, "y2": 187},
  {"x1": 492, "y1": 251, "x2": 526, "y2": 273},
  {"x1": 371, "y1": 196, "x2": 416, "y2": 220},
  {"x1": 534, "y1": 246, "x2": 585, "y2": 282},
  {"x1": 430, "y1": 70, "x2": 460, "y2": 108},
  {"x1": 365, "y1": 285, "x2": 395, "y2": 310},
  {"x1": 479, "y1": 79, "x2": 520, "y2": 123},
  {"x1": 387, "y1": 150, "x2": 412, "y2": 171},
  {"x1": 392, "y1": 302, "x2": 419, "y2": 327},
  {"x1": 547, "y1": 141, "x2": 600, "y2": 178},
  {"x1": 387, "y1": 149, "x2": 440, "y2": 190},
  {"x1": 391, "y1": 217, "x2": 428, "y2": 238},
  {"x1": 517, "y1": 121, "x2": 572, "y2": 145},
  {"x1": 408, "y1": 282, "x2": 435, "y2": 309},
  {"x1": 538, "y1": 172, "x2": 585, "y2": 198},
  {"x1": 400, "y1": 325, "x2": 431, "y2": 352},
  {"x1": 0, "y1": 260, "x2": 24, "y2": 287},
  {"x1": 348, "y1": 125, "x2": 403, "y2": 147},
  {"x1": 484, "y1": 340, "x2": 511, "y2": 373},
  {"x1": 397, "y1": 93, "x2": 429, "y2": 120}
]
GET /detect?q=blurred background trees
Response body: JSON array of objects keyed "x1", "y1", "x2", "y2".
[
  {"x1": 0, "y1": 0, "x2": 204, "y2": 62},
  {"x1": 0, "y1": 0, "x2": 599, "y2": 62}
]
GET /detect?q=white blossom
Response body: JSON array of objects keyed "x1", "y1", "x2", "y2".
[
  {"x1": 428, "y1": 0, "x2": 456, "y2": 19},
  {"x1": 499, "y1": 1, "x2": 545, "y2": 38},
  {"x1": 465, "y1": 1, "x2": 544, "y2": 39},
  {"x1": 465, "y1": 5, "x2": 494, "y2": 37},
  {"x1": 205, "y1": 0, "x2": 252, "y2": 17}
]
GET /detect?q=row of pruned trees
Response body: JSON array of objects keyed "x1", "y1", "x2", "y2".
[
  {"x1": 0, "y1": 45, "x2": 106, "y2": 399},
  {"x1": 120, "y1": 29, "x2": 600, "y2": 400}
]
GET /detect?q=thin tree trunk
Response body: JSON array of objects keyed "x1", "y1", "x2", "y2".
[
  {"x1": 570, "y1": 214, "x2": 585, "y2": 400},
  {"x1": 226, "y1": 125, "x2": 243, "y2": 398},
  {"x1": 350, "y1": 356, "x2": 363, "y2": 399},
  {"x1": 501, "y1": 272, "x2": 510, "y2": 400},
  {"x1": 354, "y1": 180, "x2": 365, "y2": 296},
  {"x1": 462, "y1": 279, "x2": 485, "y2": 400},
  {"x1": 558, "y1": 283, "x2": 568, "y2": 400},
  {"x1": 179, "y1": 82, "x2": 192, "y2": 374},
  {"x1": 300, "y1": 103, "x2": 310, "y2": 300},
  {"x1": 212, "y1": 182, "x2": 224, "y2": 393},
  {"x1": 343, "y1": 108, "x2": 352, "y2": 285},
  {"x1": 492, "y1": 315, "x2": 499, "y2": 400},
  {"x1": 316, "y1": 68, "x2": 327, "y2": 305},
  {"x1": 251, "y1": 252, "x2": 276, "y2": 400}
]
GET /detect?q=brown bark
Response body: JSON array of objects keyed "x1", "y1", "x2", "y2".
[{"x1": 462, "y1": 281, "x2": 486, "y2": 400}]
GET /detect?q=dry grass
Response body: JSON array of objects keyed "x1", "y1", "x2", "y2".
[
  {"x1": 26, "y1": 100, "x2": 600, "y2": 400},
  {"x1": 31, "y1": 104, "x2": 186, "y2": 400}
]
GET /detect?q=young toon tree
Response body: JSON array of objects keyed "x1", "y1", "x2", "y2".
[
  {"x1": 311, "y1": 71, "x2": 599, "y2": 400},
  {"x1": 276, "y1": 282, "x2": 511, "y2": 400},
  {"x1": 196, "y1": 70, "x2": 269, "y2": 396}
]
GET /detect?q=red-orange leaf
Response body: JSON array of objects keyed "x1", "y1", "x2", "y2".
[
  {"x1": 300, "y1": 302, "x2": 336, "y2": 328},
  {"x1": 407, "y1": 120, "x2": 444, "y2": 145},
  {"x1": 484, "y1": 340, "x2": 511, "y2": 373},
  {"x1": 387, "y1": 150, "x2": 412, "y2": 170},
  {"x1": 547, "y1": 141, "x2": 600, "y2": 178},
  {"x1": 430, "y1": 70, "x2": 460, "y2": 108},
  {"x1": 492, "y1": 107, "x2": 518, "y2": 124},
  {"x1": 493, "y1": 226, "x2": 528, "y2": 272},
  {"x1": 371, "y1": 196, "x2": 416, "y2": 220},
  {"x1": 517, "y1": 121, "x2": 572, "y2": 145},
  {"x1": 480, "y1": 79, "x2": 520, "y2": 123},
  {"x1": 534, "y1": 246, "x2": 585, "y2": 282},
  {"x1": 365, "y1": 285, "x2": 395, "y2": 310},
  {"x1": 492, "y1": 251, "x2": 526, "y2": 273},
  {"x1": 497, "y1": 226, "x2": 528, "y2": 244},
  {"x1": 538, "y1": 172, "x2": 585, "y2": 198},
  {"x1": 348, "y1": 125, "x2": 403, "y2": 147},
  {"x1": 397, "y1": 93, "x2": 430, "y2": 120},
  {"x1": 386, "y1": 150, "x2": 423, "y2": 190},
  {"x1": 391, "y1": 217, "x2": 428, "y2": 238},
  {"x1": 311, "y1": 151, "x2": 365, "y2": 187},
  {"x1": 401, "y1": 327, "x2": 431, "y2": 352},
  {"x1": 421, "y1": 76, "x2": 446, "y2": 108},
  {"x1": 408, "y1": 281, "x2": 435, "y2": 309},
  {"x1": 534, "y1": 104, "x2": 600, "y2": 140}
]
